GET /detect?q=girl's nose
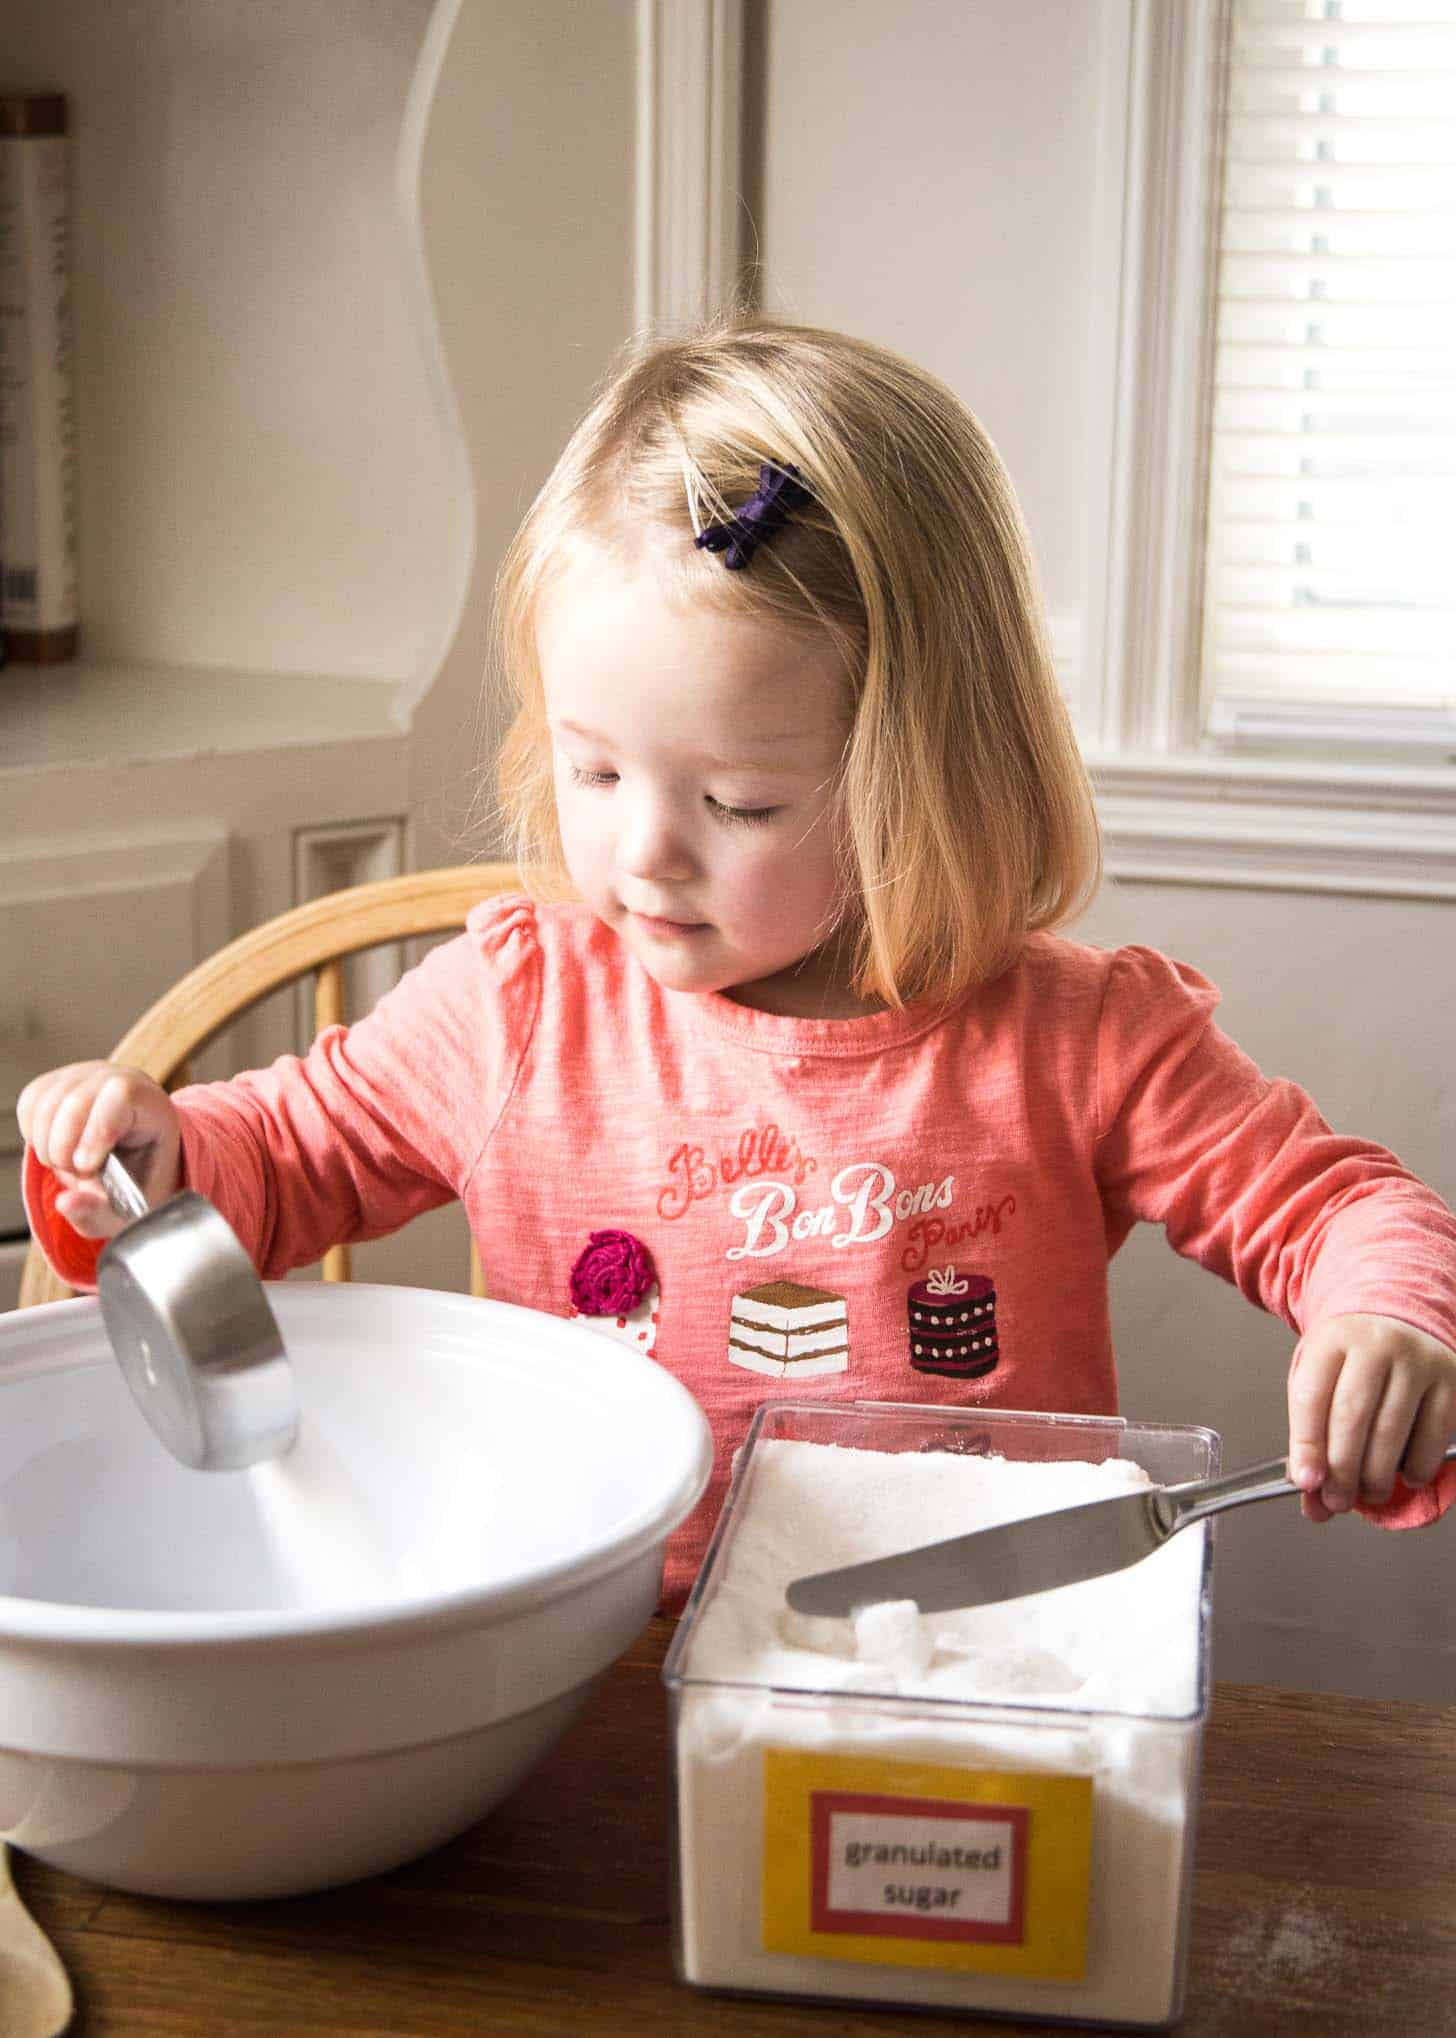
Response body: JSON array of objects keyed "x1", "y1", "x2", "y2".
[{"x1": 620, "y1": 794, "x2": 696, "y2": 883}]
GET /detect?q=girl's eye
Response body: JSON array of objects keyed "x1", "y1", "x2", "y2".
[
  {"x1": 568, "y1": 765, "x2": 618, "y2": 788},
  {"x1": 706, "y1": 796, "x2": 779, "y2": 827}
]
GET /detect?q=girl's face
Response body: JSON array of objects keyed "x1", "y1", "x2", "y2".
[{"x1": 536, "y1": 551, "x2": 866, "y2": 1016}]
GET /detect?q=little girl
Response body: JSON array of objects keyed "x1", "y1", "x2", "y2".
[{"x1": 19, "y1": 318, "x2": 1456, "y2": 1610}]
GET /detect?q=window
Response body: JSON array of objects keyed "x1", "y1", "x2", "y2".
[
  {"x1": 1201, "y1": 0, "x2": 1456, "y2": 754},
  {"x1": 641, "y1": 0, "x2": 1456, "y2": 892}
]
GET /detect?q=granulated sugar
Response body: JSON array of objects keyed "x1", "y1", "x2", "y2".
[{"x1": 670, "y1": 1437, "x2": 1209, "y2": 2028}]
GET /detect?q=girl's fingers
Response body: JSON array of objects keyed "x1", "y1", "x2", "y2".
[
  {"x1": 1286, "y1": 1330, "x2": 1344, "y2": 1492},
  {"x1": 19, "y1": 1063, "x2": 164, "y2": 1178},
  {"x1": 1357, "y1": 1366, "x2": 1425, "y2": 1505},
  {"x1": 52, "y1": 1181, "x2": 127, "y2": 1240},
  {"x1": 22, "y1": 1064, "x2": 116, "y2": 1171},
  {"x1": 47, "y1": 1082, "x2": 106, "y2": 1175},
  {"x1": 15, "y1": 1068, "x2": 63, "y2": 1157},
  {"x1": 20, "y1": 1063, "x2": 183, "y2": 1218},
  {"x1": 75, "y1": 1071, "x2": 141, "y2": 1173},
  {"x1": 1402, "y1": 1383, "x2": 1456, "y2": 1489},
  {"x1": 13, "y1": 1067, "x2": 60, "y2": 1143},
  {"x1": 25, "y1": 1069, "x2": 104, "y2": 1173},
  {"x1": 1322, "y1": 1350, "x2": 1391, "y2": 1512},
  {"x1": 1290, "y1": 1318, "x2": 1456, "y2": 1513}
]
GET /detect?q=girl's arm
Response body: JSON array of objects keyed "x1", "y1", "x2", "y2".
[
  {"x1": 1094, "y1": 944, "x2": 1456, "y2": 1524},
  {"x1": 23, "y1": 896, "x2": 541, "y2": 1287}
]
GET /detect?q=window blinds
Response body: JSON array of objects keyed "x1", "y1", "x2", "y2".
[{"x1": 1202, "y1": 0, "x2": 1456, "y2": 743}]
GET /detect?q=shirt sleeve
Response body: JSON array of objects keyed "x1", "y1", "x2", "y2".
[
  {"x1": 1093, "y1": 943, "x2": 1456, "y2": 1531},
  {"x1": 24, "y1": 894, "x2": 542, "y2": 1288}
]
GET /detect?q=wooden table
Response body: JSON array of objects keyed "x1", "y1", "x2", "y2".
[{"x1": 21, "y1": 1618, "x2": 1456, "y2": 2036}]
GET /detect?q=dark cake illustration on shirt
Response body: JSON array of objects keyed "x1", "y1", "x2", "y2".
[
  {"x1": 727, "y1": 1279, "x2": 849, "y2": 1378},
  {"x1": 907, "y1": 1265, "x2": 998, "y2": 1378}
]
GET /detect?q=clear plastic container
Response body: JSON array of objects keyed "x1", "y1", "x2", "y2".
[{"x1": 663, "y1": 1402, "x2": 1218, "y2": 2030}]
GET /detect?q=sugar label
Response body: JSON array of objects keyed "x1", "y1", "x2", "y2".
[
  {"x1": 762, "y1": 1748, "x2": 1092, "y2": 1978},
  {"x1": 817, "y1": 1795, "x2": 1027, "y2": 1940}
]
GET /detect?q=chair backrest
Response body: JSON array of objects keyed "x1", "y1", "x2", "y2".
[{"x1": 19, "y1": 863, "x2": 520, "y2": 1309}]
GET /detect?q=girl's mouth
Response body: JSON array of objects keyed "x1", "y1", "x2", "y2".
[{"x1": 629, "y1": 911, "x2": 711, "y2": 941}]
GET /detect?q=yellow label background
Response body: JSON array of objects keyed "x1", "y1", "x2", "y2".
[{"x1": 761, "y1": 1747, "x2": 1093, "y2": 1978}]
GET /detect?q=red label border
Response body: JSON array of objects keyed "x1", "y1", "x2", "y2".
[{"x1": 808, "y1": 1790, "x2": 1030, "y2": 1945}]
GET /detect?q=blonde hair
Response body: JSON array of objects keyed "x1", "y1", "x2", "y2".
[{"x1": 491, "y1": 316, "x2": 1101, "y2": 1008}]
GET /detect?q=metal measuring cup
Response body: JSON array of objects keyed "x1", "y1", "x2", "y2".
[{"x1": 97, "y1": 1154, "x2": 298, "y2": 1472}]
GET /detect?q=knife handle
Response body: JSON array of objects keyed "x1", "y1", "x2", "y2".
[
  {"x1": 1167, "y1": 1443, "x2": 1456, "y2": 1532},
  {"x1": 1165, "y1": 1457, "x2": 1295, "y2": 1530}
]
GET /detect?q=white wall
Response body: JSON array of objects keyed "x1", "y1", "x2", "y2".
[
  {"x1": 750, "y1": 0, "x2": 1456, "y2": 1701},
  {"x1": 754, "y1": 0, "x2": 1113, "y2": 627}
]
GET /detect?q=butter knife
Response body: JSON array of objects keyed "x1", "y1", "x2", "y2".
[{"x1": 784, "y1": 1446, "x2": 1456, "y2": 1618}]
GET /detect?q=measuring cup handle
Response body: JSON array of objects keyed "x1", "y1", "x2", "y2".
[{"x1": 100, "y1": 1154, "x2": 151, "y2": 1222}]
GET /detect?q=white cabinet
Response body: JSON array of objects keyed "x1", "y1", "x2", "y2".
[
  {"x1": 1, "y1": 0, "x2": 640, "y2": 1296},
  {"x1": 0, "y1": 831, "x2": 230, "y2": 1228},
  {"x1": 0, "y1": 0, "x2": 457, "y2": 1262}
]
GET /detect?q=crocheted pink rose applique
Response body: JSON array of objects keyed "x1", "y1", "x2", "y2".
[{"x1": 568, "y1": 1229, "x2": 660, "y2": 1354}]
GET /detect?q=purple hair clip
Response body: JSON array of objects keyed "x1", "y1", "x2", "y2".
[{"x1": 694, "y1": 461, "x2": 812, "y2": 572}]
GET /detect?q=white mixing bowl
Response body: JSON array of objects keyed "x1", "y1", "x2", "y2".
[{"x1": 0, "y1": 1284, "x2": 712, "y2": 1899}]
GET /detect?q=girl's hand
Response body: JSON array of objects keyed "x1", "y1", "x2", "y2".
[
  {"x1": 1287, "y1": 1314, "x2": 1456, "y2": 1521},
  {"x1": 17, "y1": 1062, "x2": 183, "y2": 1239}
]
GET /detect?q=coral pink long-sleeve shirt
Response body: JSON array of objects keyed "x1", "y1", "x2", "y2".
[{"x1": 28, "y1": 896, "x2": 1456, "y2": 1609}]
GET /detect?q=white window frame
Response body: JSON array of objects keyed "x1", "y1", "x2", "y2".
[{"x1": 637, "y1": 0, "x2": 1456, "y2": 901}]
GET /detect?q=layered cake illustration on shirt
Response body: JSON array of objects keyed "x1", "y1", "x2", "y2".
[
  {"x1": 727, "y1": 1279, "x2": 849, "y2": 1378},
  {"x1": 907, "y1": 1265, "x2": 998, "y2": 1378}
]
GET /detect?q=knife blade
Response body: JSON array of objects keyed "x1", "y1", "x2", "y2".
[{"x1": 784, "y1": 1453, "x2": 1303, "y2": 1618}]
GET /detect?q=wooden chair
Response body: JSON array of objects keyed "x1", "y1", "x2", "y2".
[{"x1": 18, "y1": 863, "x2": 519, "y2": 1309}]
